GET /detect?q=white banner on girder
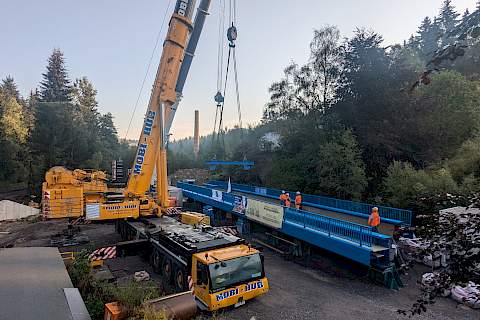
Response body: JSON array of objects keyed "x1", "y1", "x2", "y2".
[
  {"x1": 246, "y1": 199, "x2": 284, "y2": 229},
  {"x1": 212, "y1": 189, "x2": 223, "y2": 202}
]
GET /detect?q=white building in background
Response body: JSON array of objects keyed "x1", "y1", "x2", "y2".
[{"x1": 258, "y1": 132, "x2": 281, "y2": 151}]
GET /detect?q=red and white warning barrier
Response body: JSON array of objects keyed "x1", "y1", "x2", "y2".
[
  {"x1": 89, "y1": 246, "x2": 116, "y2": 261},
  {"x1": 164, "y1": 207, "x2": 182, "y2": 216},
  {"x1": 188, "y1": 275, "x2": 194, "y2": 294}
]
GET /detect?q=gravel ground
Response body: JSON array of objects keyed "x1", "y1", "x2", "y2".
[
  {"x1": 1, "y1": 218, "x2": 478, "y2": 320},
  {"x1": 221, "y1": 250, "x2": 479, "y2": 320},
  {"x1": 0, "y1": 216, "x2": 121, "y2": 249}
]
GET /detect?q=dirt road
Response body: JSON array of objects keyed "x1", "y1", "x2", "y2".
[
  {"x1": 1, "y1": 218, "x2": 478, "y2": 320},
  {"x1": 221, "y1": 250, "x2": 478, "y2": 320}
]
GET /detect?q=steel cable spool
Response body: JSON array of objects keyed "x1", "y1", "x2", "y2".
[{"x1": 144, "y1": 292, "x2": 198, "y2": 319}]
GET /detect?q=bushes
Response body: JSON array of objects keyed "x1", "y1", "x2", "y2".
[
  {"x1": 382, "y1": 161, "x2": 458, "y2": 208},
  {"x1": 103, "y1": 280, "x2": 160, "y2": 310},
  {"x1": 447, "y1": 137, "x2": 480, "y2": 192},
  {"x1": 66, "y1": 251, "x2": 162, "y2": 320}
]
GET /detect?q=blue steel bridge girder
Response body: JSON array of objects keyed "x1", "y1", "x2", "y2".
[{"x1": 177, "y1": 181, "x2": 394, "y2": 268}]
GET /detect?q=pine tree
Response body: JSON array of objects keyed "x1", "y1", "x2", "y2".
[
  {"x1": 39, "y1": 49, "x2": 72, "y2": 102},
  {"x1": 462, "y1": 9, "x2": 470, "y2": 21},
  {"x1": 72, "y1": 77, "x2": 98, "y2": 112},
  {"x1": 439, "y1": 0, "x2": 460, "y2": 39},
  {"x1": 0, "y1": 76, "x2": 20, "y2": 100},
  {"x1": 417, "y1": 16, "x2": 441, "y2": 58},
  {"x1": 24, "y1": 89, "x2": 39, "y2": 130}
]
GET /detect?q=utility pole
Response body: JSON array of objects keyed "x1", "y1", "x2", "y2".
[{"x1": 194, "y1": 110, "x2": 200, "y2": 159}]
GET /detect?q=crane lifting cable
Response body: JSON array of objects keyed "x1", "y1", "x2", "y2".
[
  {"x1": 212, "y1": 0, "x2": 226, "y2": 148},
  {"x1": 208, "y1": 0, "x2": 252, "y2": 171}
]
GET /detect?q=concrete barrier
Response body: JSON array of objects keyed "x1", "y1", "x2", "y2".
[{"x1": 0, "y1": 200, "x2": 39, "y2": 221}]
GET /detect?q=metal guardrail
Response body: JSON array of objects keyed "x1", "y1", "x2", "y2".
[
  {"x1": 208, "y1": 180, "x2": 412, "y2": 225},
  {"x1": 284, "y1": 208, "x2": 373, "y2": 247},
  {"x1": 180, "y1": 182, "x2": 374, "y2": 248}
]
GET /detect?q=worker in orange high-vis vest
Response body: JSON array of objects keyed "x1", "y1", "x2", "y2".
[
  {"x1": 295, "y1": 191, "x2": 302, "y2": 210},
  {"x1": 285, "y1": 193, "x2": 292, "y2": 208},
  {"x1": 279, "y1": 190, "x2": 287, "y2": 206},
  {"x1": 368, "y1": 207, "x2": 381, "y2": 233}
]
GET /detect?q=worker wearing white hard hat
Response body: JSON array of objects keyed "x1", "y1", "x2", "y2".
[
  {"x1": 368, "y1": 207, "x2": 381, "y2": 233},
  {"x1": 279, "y1": 190, "x2": 287, "y2": 206},
  {"x1": 295, "y1": 191, "x2": 302, "y2": 210}
]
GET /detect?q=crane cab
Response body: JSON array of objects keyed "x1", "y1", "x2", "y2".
[{"x1": 192, "y1": 245, "x2": 269, "y2": 311}]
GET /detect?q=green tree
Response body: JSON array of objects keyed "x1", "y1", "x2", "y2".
[
  {"x1": 334, "y1": 29, "x2": 402, "y2": 181},
  {"x1": 24, "y1": 89, "x2": 38, "y2": 130},
  {"x1": 263, "y1": 62, "x2": 309, "y2": 122},
  {"x1": 315, "y1": 130, "x2": 367, "y2": 199},
  {"x1": 263, "y1": 26, "x2": 343, "y2": 122},
  {"x1": 0, "y1": 76, "x2": 20, "y2": 101},
  {"x1": 39, "y1": 49, "x2": 72, "y2": 102},
  {"x1": 0, "y1": 94, "x2": 29, "y2": 182},
  {"x1": 439, "y1": 0, "x2": 460, "y2": 38},
  {"x1": 72, "y1": 77, "x2": 98, "y2": 113},
  {"x1": 30, "y1": 102, "x2": 76, "y2": 169},
  {"x1": 71, "y1": 77, "x2": 101, "y2": 167},
  {"x1": 416, "y1": 17, "x2": 442, "y2": 58},
  {"x1": 414, "y1": 71, "x2": 480, "y2": 161},
  {"x1": 96, "y1": 113, "x2": 119, "y2": 169},
  {"x1": 310, "y1": 25, "x2": 344, "y2": 111}
]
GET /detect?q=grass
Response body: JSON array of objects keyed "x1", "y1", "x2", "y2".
[
  {"x1": 137, "y1": 305, "x2": 168, "y2": 320},
  {"x1": 67, "y1": 250, "x2": 162, "y2": 320}
]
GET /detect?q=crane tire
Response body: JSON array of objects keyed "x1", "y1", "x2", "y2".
[
  {"x1": 175, "y1": 268, "x2": 185, "y2": 291},
  {"x1": 151, "y1": 250, "x2": 162, "y2": 274},
  {"x1": 162, "y1": 258, "x2": 173, "y2": 284}
]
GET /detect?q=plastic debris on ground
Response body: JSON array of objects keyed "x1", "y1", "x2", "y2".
[
  {"x1": 398, "y1": 237, "x2": 450, "y2": 267},
  {"x1": 134, "y1": 270, "x2": 150, "y2": 282},
  {"x1": 451, "y1": 282, "x2": 480, "y2": 309},
  {"x1": 421, "y1": 272, "x2": 451, "y2": 297}
]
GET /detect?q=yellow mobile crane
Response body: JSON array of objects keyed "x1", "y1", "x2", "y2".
[
  {"x1": 44, "y1": 0, "x2": 200, "y2": 219},
  {"x1": 42, "y1": 0, "x2": 269, "y2": 312}
]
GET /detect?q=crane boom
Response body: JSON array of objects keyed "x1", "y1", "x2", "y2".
[
  {"x1": 42, "y1": 0, "x2": 213, "y2": 218},
  {"x1": 126, "y1": 0, "x2": 208, "y2": 209}
]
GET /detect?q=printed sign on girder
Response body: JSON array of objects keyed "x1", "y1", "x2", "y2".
[{"x1": 246, "y1": 199, "x2": 284, "y2": 229}]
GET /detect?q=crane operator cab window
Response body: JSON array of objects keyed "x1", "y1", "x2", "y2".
[
  {"x1": 208, "y1": 253, "x2": 264, "y2": 292},
  {"x1": 197, "y1": 261, "x2": 209, "y2": 286}
]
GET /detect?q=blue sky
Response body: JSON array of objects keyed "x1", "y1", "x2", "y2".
[{"x1": 1, "y1": 0, "x2": 477, "y2": 140}]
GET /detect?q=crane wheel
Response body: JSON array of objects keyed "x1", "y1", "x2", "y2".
[
  {"x1": 175, "y1": 269, "x2": 185, "y2": 290},
  {"x1": 163, "y1": 258, "x2": 172, "y2": 283},
  {"x1": 152, "y1": 250, "x2": 161, "y2": 274}
]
